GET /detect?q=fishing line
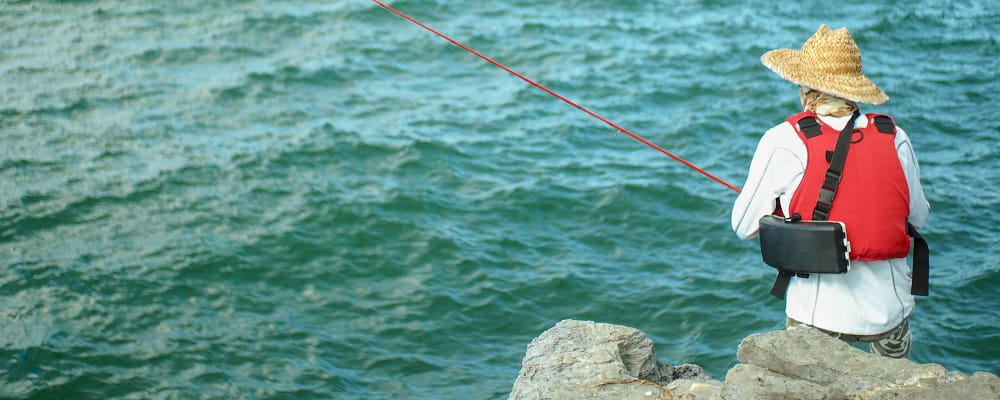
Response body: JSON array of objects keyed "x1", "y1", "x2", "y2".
[{"x1": 371, "y1": 0, "x2": 741, "y2": 193}]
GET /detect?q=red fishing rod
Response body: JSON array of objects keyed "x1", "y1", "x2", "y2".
[{"x1": 371, "y1": 0, "x2": 741, "y2": 193}]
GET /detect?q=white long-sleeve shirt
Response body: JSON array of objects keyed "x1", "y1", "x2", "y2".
[{"x1": 732, "y1": 113, "x2": 930, "y2": 335}]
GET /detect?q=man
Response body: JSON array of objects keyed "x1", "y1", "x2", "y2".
[{"x1": 731, "y1": 25, "x2": 930, "y2": 358}]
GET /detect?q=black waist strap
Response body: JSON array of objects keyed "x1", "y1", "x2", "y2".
[
  {"x1": 770, "y1": 225, "x2": 930, "y2": 299},
  {"x1": 770, "y1": 270, "x2": 794, "y2": 299},
  {"x1": 909, "y1": 223, "x2": 929, "y2": 296}
]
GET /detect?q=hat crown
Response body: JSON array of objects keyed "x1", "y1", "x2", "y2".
[{"x1": 800, "y1": 25, "x2": 863, "y2": 76}]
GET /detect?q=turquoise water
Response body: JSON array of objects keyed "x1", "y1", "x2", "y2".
[{"x1": 1, "y1": 0, "x2": 997, "y2": 398}]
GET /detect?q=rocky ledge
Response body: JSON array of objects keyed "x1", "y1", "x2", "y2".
[{"x1": 508, "y1": 319, "x2": 999, "y2": 400}]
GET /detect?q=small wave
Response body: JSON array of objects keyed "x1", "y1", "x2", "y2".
[
  {"x1": 0, "y1": 168, "x2": 169, "y2": 242},
  {"x1": 212, "y1": 65, "x2": 347, "y2": 102},
  {"x1": 132, "y1": 45, "x2": 263, "y2": 65},
  {"x1": 0, "y1": 98, "x2": 96, "y2": 119}
]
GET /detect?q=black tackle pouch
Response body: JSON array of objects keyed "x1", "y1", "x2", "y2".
[{"x1": 758, "y1": 214, "x2": 850, "y2": 275}]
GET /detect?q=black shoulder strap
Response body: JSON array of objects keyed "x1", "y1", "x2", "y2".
[
  {"x1": 812, "y1": 111, "x2": 860, "y2": 221},
  {"x1": 797, "y1": 117, "x2": 823, "y2": 138},
  {"x1": 873, "y1": 115, "x2": 896, "y2": 134},
  {"x1": 770, "y1": 111, "x2": 860, "y2": 299}
]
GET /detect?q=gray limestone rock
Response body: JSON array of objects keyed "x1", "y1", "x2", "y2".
[
  {"x1": 509, "y1": 319, "x2": 1000, "y2": 400},
  {"x1": 731, "y1": 325, "x2": 1000, "y2": 399},
  {"x1": 507, "y1": 319, "x2": 714, "y2": 400},
  {"x1": 721, "y1": 363, "x2": 828, "y2": 400},
  {"x1": 664, "y1": 378, "x2": 723, "y2": 400}
]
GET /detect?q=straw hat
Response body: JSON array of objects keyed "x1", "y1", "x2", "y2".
[{"x1": 762, "y1": 25, "x2": 888, "y2": 105}]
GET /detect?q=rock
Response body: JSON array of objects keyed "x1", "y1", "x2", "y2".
[
  {"x1": 721, "y1": 364, "x2": 829, "y2": 400},
  {"x1": 509, "y1": 319, "x2": 1000, "y2": 400},
  {"x1": 664, "y1": 379, "x2": 723, "y2": 400},
  {"x1": 507, "y1": 319, "x2": 716, "y2": 400},
  {"x1": 731, "y1": 326, "x2": 1000, "y2": 399}
]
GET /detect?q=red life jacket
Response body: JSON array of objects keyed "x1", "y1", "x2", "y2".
[{"x1": 786, "y1": 111, "x2": 911, "y2": 261}]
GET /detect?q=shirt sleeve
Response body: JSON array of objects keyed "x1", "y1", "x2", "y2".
[
  {"x1": 894, "y1": 126, "x2": 930, "y2": 228},
  {"x1": 731, "y1": 123, "x2": 807, "y2": 239}
]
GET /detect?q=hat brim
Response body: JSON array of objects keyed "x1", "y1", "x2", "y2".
[{"x1": 762, "y1": 48, "x2": 889, "y2": 105}]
